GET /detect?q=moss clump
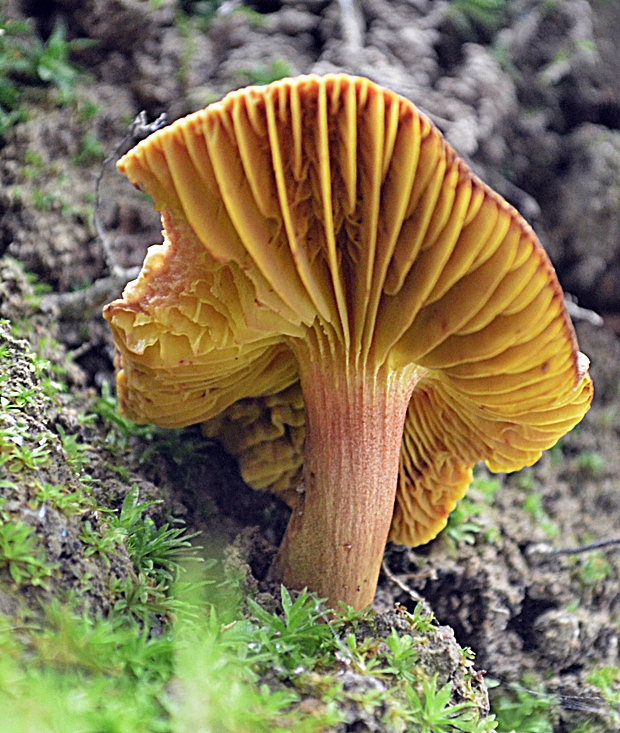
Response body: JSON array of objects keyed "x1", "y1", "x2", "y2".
[{"x1": 0, "y1": 318, "x2": 497, "y2": 732}]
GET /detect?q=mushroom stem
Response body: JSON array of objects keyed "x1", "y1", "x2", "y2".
[{"x1": 271, "y1": 334, "x2": 420, "y2": 610}]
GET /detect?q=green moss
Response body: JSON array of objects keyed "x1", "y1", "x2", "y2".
[
  {"x1": 443, "y1": 472, "x2": 501, "y2": 546},
  {"x1": 575, "y1": 451, "x2": 605, "y2": 477},
  {"x1": 0, "y1": 301, "x2": 497, "y2": 733},
  {"x1": 0, "y1": 582, "x2": 498, "y2": 733},
  {"x1": 522, "y1": 494, "x2": 559, "y2": 539},
  {"x1": 241, "y1": 59, "x2": 292, "y2": 86},
  {"x1": 491, "y1": 677, "x2": 557, "y2": 732},
  {"x1": 0, "y1": 521, "x2": 58, "y2": 587},
  {"x1": 73, "y1": 132, "x2": 105, "y2": 166},
  {"x1": 0, "y1": 16, "x2": 93, "y2": 135},
  {"x1": 572, "y1": 551, "x2": 611, "y2": 588},
  {"x1": 584, "y1": 667, "x2": 620, "y2": 731},
  {"x1": 447, "y1": 0, "x2": 510, "y2": 37},
  {"x1": 30, "y1": 481, "x2": 92, "y2": 516}
]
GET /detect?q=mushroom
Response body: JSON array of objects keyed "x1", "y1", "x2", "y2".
[
  {"x1": 203, "y1": 383, "x2": 305, "y2": 507},
  {"x1": 104, "y1": 74, "x2": 593, "y2": 610}
]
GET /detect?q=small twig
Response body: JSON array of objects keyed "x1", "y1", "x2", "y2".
[
  {"x1": 564, "y1": 298, "x2": 604, "y2": 327},
  {"x1": 526, "y1": 537, "x2": 620, "y2": 557},
  {"x1": 339, "y1": 0, "x2": 364, "y2": 54},
  {"x1": 473, "y1": 165, "x2": 542, "y2": 222},
  {"x1": 41, "y1": 112, "x2": 167, "y2": 319},
  {"x1": 502, "y1": 681, "x2": 610, "y2": 717},
  {"x1": 216, "y1": 0, "x2": 242, "y2": 15},
  {"x1": 41, "y1": 267, "x2": 141, "y2": 319},
  {"x1": 416, "y1": 106, "x2": 453, "y2": 132},
  {"x1": 381, "y1": 560, "x2": 427, "y2": 606},
  {"x1": 67, "y1": 340, "x2": 95, "y2": 361},
  {"x1": 94, "y1": 111, "x2": 167, "y2": 278}
]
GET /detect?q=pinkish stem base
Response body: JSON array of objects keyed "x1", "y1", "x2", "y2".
[{"x1": 271, "y1": 348, "x2": 419, "y2": 610}]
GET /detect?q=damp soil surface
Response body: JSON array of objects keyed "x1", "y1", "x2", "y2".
[{"x1": 1, "y1": 1, "x2": 620, "y2": 731}]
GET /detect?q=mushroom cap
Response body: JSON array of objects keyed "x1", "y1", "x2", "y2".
[{"x1": 104, "y1": 73, "x2": 593, "y2": 546}]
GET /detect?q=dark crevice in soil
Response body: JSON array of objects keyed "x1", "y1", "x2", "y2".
[
  {"x1": 508, "y1": 595, "x2": 558, "y2": 652},
  {"x1": 433, "y1": 26, "x2": 464, "y2": 74},
  {"x1": 245, "y1": 0, "x2": 283, "y2": 13}
]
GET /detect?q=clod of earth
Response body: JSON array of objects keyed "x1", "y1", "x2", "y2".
[{"x1": 104, "y1": 74, "x2": 593, "y2": 610}]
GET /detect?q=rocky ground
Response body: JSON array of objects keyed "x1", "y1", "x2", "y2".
[{"x1": 1, "y1": 0, "x2": 620, "y2": 731}]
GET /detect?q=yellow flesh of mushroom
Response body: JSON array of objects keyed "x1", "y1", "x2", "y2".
[{"x1": 105, "y1": 74, "x2": 592, "y2": 608}]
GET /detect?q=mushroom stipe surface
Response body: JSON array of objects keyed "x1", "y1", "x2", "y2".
[{"x1": 104, "y1": 74, "x2": 593, "y2": 610}]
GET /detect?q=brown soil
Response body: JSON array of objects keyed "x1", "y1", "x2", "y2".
[{"x1": 1, "y1": 0, "x2": 620, "y2": 730}]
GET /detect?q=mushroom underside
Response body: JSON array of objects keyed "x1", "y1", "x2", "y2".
[{"x1": 104, "y1": 74, "x2": 593, "y2": 609}]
